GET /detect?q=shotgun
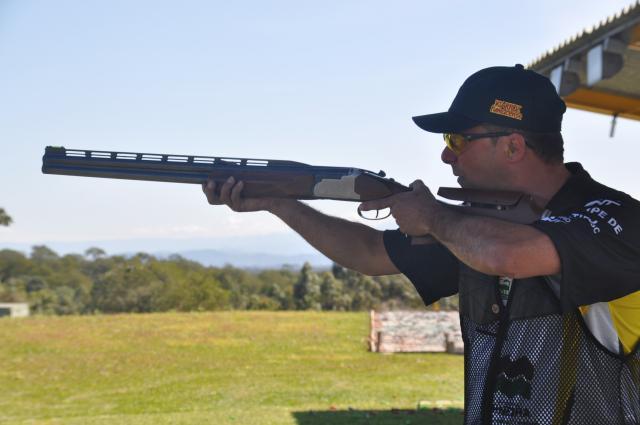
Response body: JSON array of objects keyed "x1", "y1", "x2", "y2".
[{"x1": 41, "y1": 146, "x2": 540, "y2": 223}]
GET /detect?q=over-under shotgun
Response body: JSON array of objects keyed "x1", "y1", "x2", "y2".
[{"x1": 42, "y1": 146, "x2": 540, "y2": 223}]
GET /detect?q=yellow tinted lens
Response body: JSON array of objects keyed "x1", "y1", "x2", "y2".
[{"x1": 443, "y1": 133, "x2": 465, "y2": 154}]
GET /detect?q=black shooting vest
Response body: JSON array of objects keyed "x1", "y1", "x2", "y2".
[{"x1": 459, "y1": 266, "x2": 640, "y2": 424}]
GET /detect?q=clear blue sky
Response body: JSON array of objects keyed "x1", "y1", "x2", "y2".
[{"x1": 1, "y1": 0, "x2": 638, "y2": 255}]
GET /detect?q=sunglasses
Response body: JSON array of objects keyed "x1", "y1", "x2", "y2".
[{"x1": 443, "y1": 132, "x2": 512, "y2": 155}]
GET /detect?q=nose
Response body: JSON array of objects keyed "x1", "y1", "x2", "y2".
[{"x1": 441, "y1": 146, "x2": 457, "y2": 164}]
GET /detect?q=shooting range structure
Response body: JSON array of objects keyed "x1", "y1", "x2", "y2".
[
  {"x1": 0, "y1": 303, "x2": 30, "y2": 318},
  {"x1": 369, "y1": 310, "x2": 463, "y2": 354},
  {"x1": 528, "y1": 1, "x2": 640, "y2": 133}
]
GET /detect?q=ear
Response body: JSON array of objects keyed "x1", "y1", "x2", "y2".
[{"x1": 502, "y1": 133, "x2": 526, "y2": 162}]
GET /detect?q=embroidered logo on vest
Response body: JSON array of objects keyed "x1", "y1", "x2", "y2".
[
  {"x1": 490, "y1": 99, "x2": 523, "y2": 120},
  {"x1": 495, "y1": 355, "x2": 534, "y2": 399}
]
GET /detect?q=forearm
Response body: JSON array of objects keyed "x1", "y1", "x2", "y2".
[
  {"x1": 203, "y1": 177, "x2": 395, "y2": 275},
  {"x1": 267, "y1": 199, "x2": 381, "y2": 273},
  {"x1": 429, "y1": 208, "x2": 556, "y2": 278},
  {"x1": 357, "y1": 180, "x2": 560, "y2": 278}
]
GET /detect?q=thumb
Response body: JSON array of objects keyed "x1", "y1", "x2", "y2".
[
  {"x1": 410, "y1": 180, "x2": 434, "y2": 198},
  {"x1": 410, "y1": 179, "x2": 427, "y2": 191}
]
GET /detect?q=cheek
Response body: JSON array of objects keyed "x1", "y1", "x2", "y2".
[
  {"x1": 457, "y1": 153, "x2": 501, "y2": 185},
  {"x1": 458, "y1": 155, "x2": 484, "y2": 174}
]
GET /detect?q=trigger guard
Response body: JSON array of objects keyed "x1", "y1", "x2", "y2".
[{"x1": 357, "y1": 207, "x2": 391, "y2": 221}]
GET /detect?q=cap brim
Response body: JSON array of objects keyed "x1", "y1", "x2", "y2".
[{"x1": 412, "y1": 112, "x2": 479, "y2": 133}]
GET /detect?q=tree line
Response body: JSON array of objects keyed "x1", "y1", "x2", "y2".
[{"x1": 0, "y1": 246, "x2": 459, "y2": 315}]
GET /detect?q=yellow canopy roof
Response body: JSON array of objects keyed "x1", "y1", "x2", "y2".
[{"x1": 528, "y1": 2, "x2": 640, "y2": 121}]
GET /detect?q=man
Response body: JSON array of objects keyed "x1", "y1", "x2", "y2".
[{"x1": 203, "y1": 65, "x2": 640, "y2": 424}]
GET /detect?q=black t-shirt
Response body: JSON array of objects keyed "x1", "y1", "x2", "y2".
[
  {"x1": 532, "y1": 163, "x2": 640, "y2": 310},
  {"x1": 383, "y1": 163, "x2": 640, "y2": 310},
  {"x1": 383, "y1": 231, "x2": 458, "y2": 306}
]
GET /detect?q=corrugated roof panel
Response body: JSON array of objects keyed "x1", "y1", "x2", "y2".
[
  {"x1": 529, "y1": 1, "x2": 640, "y2": 72},
  {"x1": 529, "y1": 2, "x2": 640, "y2": 121}
]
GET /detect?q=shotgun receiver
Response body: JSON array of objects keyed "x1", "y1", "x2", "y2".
[{"x1": 41, "y1": 146, "x2": 540, "y2": 224}]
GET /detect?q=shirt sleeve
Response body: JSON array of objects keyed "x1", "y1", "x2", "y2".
[
  {"x1": 532, "y1": 196, "x2": 640, "y2": 310},
  {"x1": 383, "y1": 229, "x2": 459, "y2": 306}
]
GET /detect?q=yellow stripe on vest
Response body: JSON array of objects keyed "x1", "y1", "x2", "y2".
[{"x1": 608, "y1": 290, "x2": 640, "y2": 355}]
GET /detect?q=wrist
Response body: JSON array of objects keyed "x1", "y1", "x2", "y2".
[
  {"x1": 266, "y1": 198, "x2": 299, "y2": 216},
  {"x1": 427, "y1": 203, "x2": 453, "y2": 237}
]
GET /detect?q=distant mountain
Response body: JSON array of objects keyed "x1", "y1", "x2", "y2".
[
  {"x1": 155, "y1": 249, "x2": 332, "y2": 269},
  {"x1": 1, "y1": 233, "x2": 333, "y2": 269}
]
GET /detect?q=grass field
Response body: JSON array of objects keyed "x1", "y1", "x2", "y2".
[{"x1": 0, "y1": 312, "x2": 464, "y2": 424}]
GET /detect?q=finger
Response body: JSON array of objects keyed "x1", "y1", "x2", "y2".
[
  {"x1": 219, "y1": 176, "x2": 235, "y2": 205},
  {"x1": 410, "y1": 180, "x2": 435, "y2": 200},
  {"x1": 359, "y1": 197, "x2": 394, "y2": 212},
  {"x1": 204, "y1": 179, "x2": 222, "y2": 205},
  {"x1": 409, "y1": 179, "x2": 426, "y2": 190},
  {"x1": 204, "y1": 178, "x2": 216, "y2": 194},
  {"x1": 230, "y1": 180, "x2": 244, "y2": 209}
]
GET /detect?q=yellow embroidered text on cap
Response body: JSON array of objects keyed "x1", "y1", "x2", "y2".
[{"x1": 490, "y1": 99, "x2": 523, "y2": 120}]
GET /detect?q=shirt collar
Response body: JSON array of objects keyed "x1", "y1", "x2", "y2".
[{"x1": 542, "y1": 162, "x2": 593, "y2": 215}]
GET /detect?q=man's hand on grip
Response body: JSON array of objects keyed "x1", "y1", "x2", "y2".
[
  {"x1": 202, "y1": 176, "x2": 273, "y2": 213},
  {"x1": 359, "y1": 179, "x2": 441, "y2": 236}
]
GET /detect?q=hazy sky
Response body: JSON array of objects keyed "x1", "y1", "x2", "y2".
[{"x1": 1, "y1": 0, "x2": 639, "y2": 254}]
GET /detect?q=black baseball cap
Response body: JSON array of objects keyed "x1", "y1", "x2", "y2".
[{"x1": 412, "y1": 64, "x2": 566, "y2": 133}]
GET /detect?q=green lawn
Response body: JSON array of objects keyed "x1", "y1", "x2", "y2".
[{"x1": 0, "y1": 312, "x2": 464, "y2": 424}]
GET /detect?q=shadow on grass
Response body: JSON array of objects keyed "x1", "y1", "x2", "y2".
[{"x1": 292, "y1": 408, "x2": 463, "y2": 425}]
